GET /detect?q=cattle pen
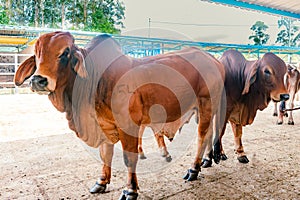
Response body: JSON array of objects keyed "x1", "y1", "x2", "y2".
[
  {"x1": 0, "y1": 93, "x2": 299, "y2": 199},
  {"x1": 1, "y1": 26, "x2": 300, "y2": 199}
]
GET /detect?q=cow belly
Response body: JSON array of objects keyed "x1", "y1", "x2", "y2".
[
  {"x1": 135, "y1": 84, "x2": 197, "y2": 124},
  {"x1": 112, "y1": 69, "x2": 198, "y2": 126}
]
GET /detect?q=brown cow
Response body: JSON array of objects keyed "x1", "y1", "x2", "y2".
[
  {"x1": 201, "y1": 50, "x2": 289, "y2": 167},
  {"x1": 273, "y1": 64, "x2": 300, "y2": 125},
  {"x1": 14, "y1": 31, "x2": 225, "y2": 199},
  {"x1": 138, "y1": 108, "x2": 197, "y2": 162}
]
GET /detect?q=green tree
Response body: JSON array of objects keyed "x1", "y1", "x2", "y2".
[
  {"x1": 43, "y1": 0, "x2": 62, "y2": 28},
  {"x1": 275, "y1": 17, "x2": 300, "y2": 47},
  {"x1": 249, "y1": 21, "x2": 270, "y2": 45},
  {"x1": 0, "y1": 0, "x2": 125, "y2": 34},
  {"x1": 0, "y1": 0, "x2": 11, "y2": 24},
  {"x1": 84, "y1": 0, "x2": 125, "y2": 33},
  {"x1": 0, "y1": 6, "x2": 9, "y2": 24}
]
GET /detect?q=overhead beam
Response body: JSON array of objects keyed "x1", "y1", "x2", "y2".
[
  {"x1": 204, "y1": 0, "x2": 300, "y2": 19},
  {"x1": 0, "y1": 36, "x2": 28, "y2": 45}
]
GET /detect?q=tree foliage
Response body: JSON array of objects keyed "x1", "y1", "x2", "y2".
[
  {"x1": 0, "y1": 0, "x2": 125, "y2": 34},
  {"x1": 275, "y1": 17, "x2": 300, "y2": 47},
  {"x1": 248, "y1": 21, "x2": 270, "y2": 45},
  {"x1": 0, "y1": 6, "x2": 9, "y2": 24}
]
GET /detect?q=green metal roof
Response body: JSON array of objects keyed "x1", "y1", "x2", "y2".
[{"x1": 202, "y1": 0, "x2": 300, "y2": 19}]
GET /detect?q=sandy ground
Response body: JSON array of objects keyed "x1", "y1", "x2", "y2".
[{"x1": 0, "y1": 94, "x2": 299, "y2": 200}]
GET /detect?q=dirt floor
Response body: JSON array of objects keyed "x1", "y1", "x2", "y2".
[{"x1": 0, "y1": 94, "x2": 299, "y2": 200}]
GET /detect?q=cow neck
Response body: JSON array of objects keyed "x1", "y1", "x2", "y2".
[
  {"x1": 224, "y1": 60, "x2": 247, "y2": 102},
  {"x1": 53, "y1": 47, "x2": 87, "y2": 134},
  {"x1": 63, "y1": 47, "x2": 87, "y2": 136},
  {"x1": 239, "y1": 62, "x2": 269, "y2": 125},
  {"x1": 67, "y1": 45, "x2": 122, "y2": 146}
]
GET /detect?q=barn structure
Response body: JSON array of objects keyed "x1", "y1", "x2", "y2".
[{"x1": 0, "y1": 0, "x2": 299, "y2": 92}]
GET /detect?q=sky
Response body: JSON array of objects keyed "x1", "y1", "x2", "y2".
[{"x1": 120, "y1": 0, "x2": 282, "y2": 45}]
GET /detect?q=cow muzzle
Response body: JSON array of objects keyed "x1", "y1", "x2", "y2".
[
  {"x1": 30, "y1": 75, "x2": 48, "y2": 92},
  {"x1": 279, "y1": 94, "x2": 289, "y2": 101}
]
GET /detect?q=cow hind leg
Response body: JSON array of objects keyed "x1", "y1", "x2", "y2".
[
  {"x1": 202, "y1": 115, "x2": 215, "y2": 168},
  {"x1": 155, "y1": 133, "x2": 172, "y2": 162},
  {"x1": 90, "y1": 142, "x2": 114, "y2": 194},
  {"x1": 138, "y1": 125, "x2": 147, "y2": 159}
]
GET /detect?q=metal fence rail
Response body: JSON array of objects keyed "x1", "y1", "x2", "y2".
[
  {"x1": 0, "y1": 53, "x2": 32, "y2": 93},
  {"x1": 1, "y1": 39, "x2": 300, "y2": 94}
]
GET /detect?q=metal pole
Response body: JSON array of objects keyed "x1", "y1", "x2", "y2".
[
  {"x1": 148, "y1": 18, "x2": 151, "y2": 38},
  {"x1": 288, "y1": 18, "x2": 292, "y2": 63}
]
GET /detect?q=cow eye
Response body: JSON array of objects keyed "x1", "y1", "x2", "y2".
[
  {"x1": 264, "y1": 69, "x2": 271, "y2": 76},
  {"x1": 59, "y1": 47, "x2": 70, "y2": 58}
]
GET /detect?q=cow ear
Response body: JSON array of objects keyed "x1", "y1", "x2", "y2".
[
  {"x1": 287, "y1": 64, "x2": 296, "y2": 76},
  {"x1": 14, "y1": 55, "x2": 36, "y2": 86},
  {"x1": 72, "y1": 50, "x2": 88, "y2": 78},
  {"x1": 242, "y1": 61, "x2": 259, "y2": 95}
]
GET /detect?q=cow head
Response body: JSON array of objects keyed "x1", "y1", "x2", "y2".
[
  {"x1": 253, "y1": 53, "x2": 289, "y2": 102},
  {"x1": 14, "y1": 31, "x2": 87, "y2": 91},
  {"x1": 14, "y1": 31, "x2": 88, "y2": 111},
  {"x1": 286, "y1": 64, "x2": 300, "y2": 93}
]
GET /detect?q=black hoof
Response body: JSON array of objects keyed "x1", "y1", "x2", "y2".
[
  {"x1": 201, "y1": 158, "x2": 212, "y2": 168},
  {"x1": 273, "y1": 113, "x2": 278, "y2": 116},
  {"x1": 139, "y1": 153, "x2": 147, "y2": 160},
  {"x1": 119, "y1": 190, "x2": 138, "y2": 200},
  {"x1": 288, "y1": 121, "x2": 294, "y2": 125},
  {"x1": 89, "y1": 182, "x2": 106, "y2": 194},
  {"x1": 276, "y1": 121, "x2": 283, "y2": 125},
  {"x1": 213, "y1": 153, "x2": 220, "y2": 164},
  {"x1": 213, "y1": 142, "x2": 221, "y2": 164},
  {"x1": 237, "y1": 155, "x2": 249, "y2": 163},
  {"x1": 183, "y1": 168, "x2": 200, "y2": 181},
  {"x1": 220, "y1": 154, "x2": 228, "y2": 161},
  {"x1": 165, "y1": 155, "x2": 172, "y2": 162}
]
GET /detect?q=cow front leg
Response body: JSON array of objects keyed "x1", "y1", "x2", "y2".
[
  {"x1": 155, "y1": 133, "x2": 172, "y2": 162},
  {"x1": 119, "y1": 130, "x2": 139, "y2": 200},
  {"x1": 276, "y1": 101, "x2": 285, "y2": 125},
  {"x1": 212, "y1": 113, "x2": 228, "y2": 164},
  {"x1": 202, "y1": 119, "x2": 227, "y2": 167},
  {"x1": 230, "y1": 122, "x2": 249, "y2": 163},
  {"x1": 206, "y1": 110, "x2": 229, "y2": 165},
  {"x1": 273, "y1": 102, "x2": 278, "y2": 116},
  {"x1": 90, "y1": 142, "x2": 114, "y2": 193},
  {"x1": 201, "y1": 144, "x2": 213, "y2": 168},
  {"x1": 288, "y1": 93, "x2": 295, "y2": 125},
  {"x1": 184, "y1": 98, "x2": 213, "y2": 181}
]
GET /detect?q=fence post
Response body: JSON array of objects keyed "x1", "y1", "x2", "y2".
[{"x1": 14, "y1": 54, "x2": 18, "y2": 94}]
